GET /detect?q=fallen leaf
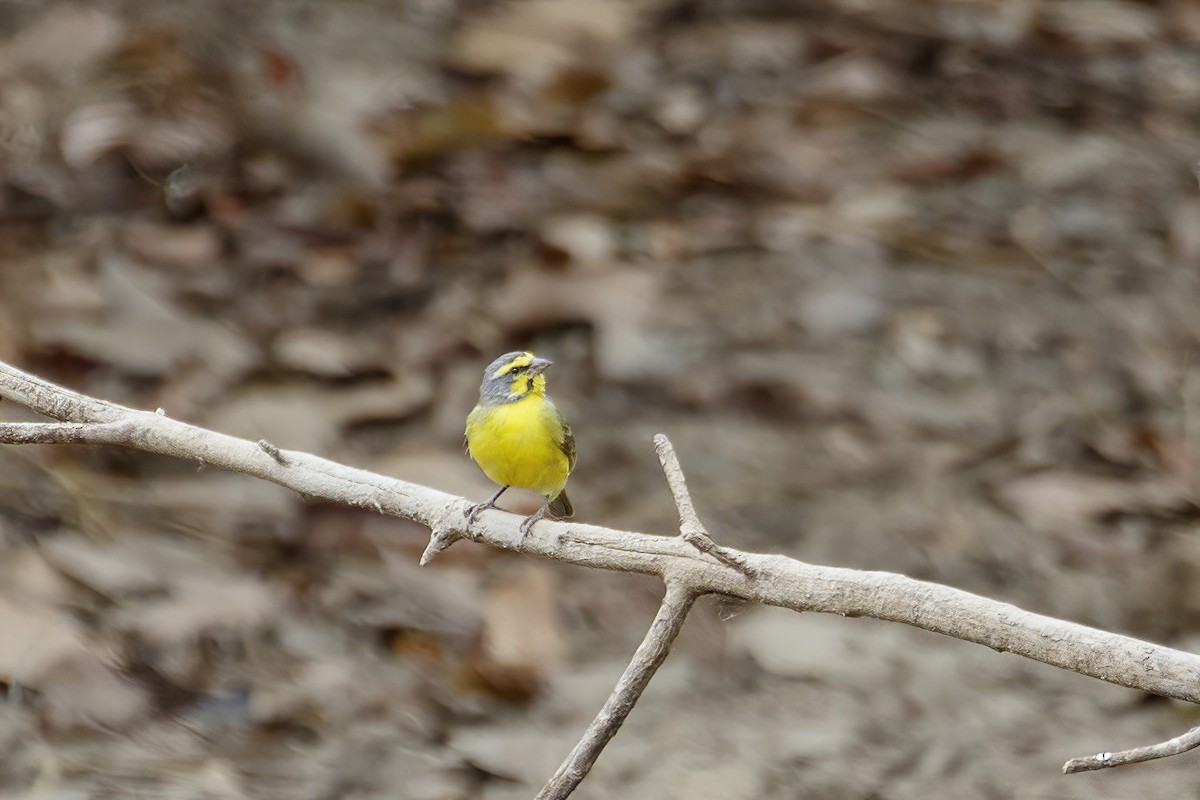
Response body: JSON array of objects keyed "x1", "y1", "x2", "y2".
[
  {"x1": 487, "y1": 267, "x2": 664, "y2": 380},
  {"x1": 448, "y1": 0, "x2": 639, "y2": 85},
  {"x1": 482, "y1": 563, "x2": 565, "y2": 673},
  {"x1": 0, "y1": 592, "x2": 146, "y2": 728},
  {"x1": 123, "y1": 220, "x2": 223, "y2": 272},
  {"x1": 995, "y1": 470, "x2": 1185, "y2": 533}
]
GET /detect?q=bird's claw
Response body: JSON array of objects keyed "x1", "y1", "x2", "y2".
[
  {"x1": 465, "y1": 486, "x2": 509, "y2": 528},
  {"x1": 464, "y1": 501, "x2": 492, "y2": 526},
  {"x1": 467, "y1": 495, "x2": 552, "y2": 538},
  {"x1": 518, "y1": 507, "x2": 548, "y2": 539}
]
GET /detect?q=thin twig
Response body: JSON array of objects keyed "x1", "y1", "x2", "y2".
[
  {"x1": 653, "y1": 433, "x2": 703, "y2": 534},
  {"x1": 653, "y1": 433, "x2": 757, "y2": 578},
  {"x1": 1063, "y1": 725, "x2": 1200, "y2": 773},
  {"x1": 536, "y1": 582, "x2": 696, "y2": 800},
  {"x1": 258, "y1": 439, "x2": 289, "y2": 465},
  {"x1": 419, "y1": 526, "x2": 461, "y2": 566}
]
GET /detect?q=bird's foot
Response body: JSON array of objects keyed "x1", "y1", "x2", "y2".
[
  {"x1": 465, "y1": 486, "x2": 510, "y2": 527},
  {"x1": 518, "y1": 506, "x2": 548, "y2": 539},
  {"x1": 464, "y1": 500, "x2": 494, "y2": 526}
]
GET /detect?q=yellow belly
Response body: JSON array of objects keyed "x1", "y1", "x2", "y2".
[{"x1": 466, "y1": 396, "x2": 570, "y2": 499}]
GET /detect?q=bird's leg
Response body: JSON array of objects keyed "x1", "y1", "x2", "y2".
[
  {"x1": 519, "y1": 502, "x2": 550, "y2": 538},
  {"x1": 465, "y1": 485, "x2": 509, "y2": 525}
]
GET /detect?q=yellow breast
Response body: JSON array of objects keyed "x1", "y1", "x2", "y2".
[{"x1": 465, "y1": 395, "x2": 570, "y2": 499}]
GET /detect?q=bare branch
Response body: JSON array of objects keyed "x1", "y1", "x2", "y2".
[
  {"x1": 653, "y1": 433, "x2": 756, "y2": 578},
  {"x1": 653, "y1": 433, "x2": 703, "y2": 535},
  {"x1": 1064, "y1": 725, "x2": 1200, "y2": 773},
  {"x1": 0, "y1": 421, "x2": 128, "y2": 445},
  {"x1": 0, "y1": 363, "x2": 128, "y2": 423},
  {"x1": 5, "y1": 358, "x2": 1200, "y2": 786},
  {"x1": 536, "y1": 582, "x2": 696, "y2": 800}
]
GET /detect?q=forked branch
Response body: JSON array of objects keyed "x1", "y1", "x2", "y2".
[
  {"x1": 1, "y1": 359, "x2": 1199, "y2": 791},
  {"x1": 535, "y1": 436, "x2": 750, "y2": 796},
  {"x1": 653, "y1": 433, "x2": 756, "y2": 578}
]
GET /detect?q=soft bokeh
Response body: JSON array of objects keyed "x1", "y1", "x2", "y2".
[{"x1": 3, "y1": 1, "x2": 1200, "y2": 798}]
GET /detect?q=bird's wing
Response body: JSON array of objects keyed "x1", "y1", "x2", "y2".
[
  {"x1": 556, "y1": 406, "x2": 577, "y2": 472},
  {"x1": 464, "y1": 405, "x2": 483, "y2": 462}
]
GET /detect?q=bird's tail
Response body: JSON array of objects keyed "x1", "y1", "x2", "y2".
[{"x1": 548, "y1": 490, "x2": 573, "y2": 519}]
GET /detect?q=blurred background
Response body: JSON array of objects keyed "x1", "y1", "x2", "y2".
[{"x1": 2, "y1": 0, "x2": 1200, "y2": 797}]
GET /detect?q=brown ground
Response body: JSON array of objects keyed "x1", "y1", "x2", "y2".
[{"x1": 3, "y1": 1, "x2": 1200, "y2": 798}]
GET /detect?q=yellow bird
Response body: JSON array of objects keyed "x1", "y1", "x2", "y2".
[{"x1": 464, "y1": 351, "x2": 576, "y2": 535}]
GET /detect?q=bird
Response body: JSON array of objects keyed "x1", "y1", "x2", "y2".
[{"x1": 463, "y1": 351, "x2": 576, "y2": 536}]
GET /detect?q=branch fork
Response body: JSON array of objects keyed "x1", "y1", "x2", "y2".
[{"x1": 653, "y1": 433, "x2": 757, "y2": 579}]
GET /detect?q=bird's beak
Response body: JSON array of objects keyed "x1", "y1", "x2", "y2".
[{"x1": 529, "y1": 357, "x2": 553, "y2": 375}]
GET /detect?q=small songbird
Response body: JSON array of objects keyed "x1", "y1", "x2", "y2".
[{"x1": 464, "y1": 351, "x2": 576, "y2": 535}]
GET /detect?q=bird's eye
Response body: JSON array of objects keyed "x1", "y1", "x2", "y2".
[{"x1": 511, "y1": 365, "x2": 526, "y2": 374}]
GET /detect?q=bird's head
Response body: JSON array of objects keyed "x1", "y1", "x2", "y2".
[{"x1": 479, "y1": 351, "x2": 553, "y2": 403}]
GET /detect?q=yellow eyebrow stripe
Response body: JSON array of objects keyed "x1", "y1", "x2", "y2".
[{"x1": 493, "y1": 353, "x2": 533, "y2": 378}]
